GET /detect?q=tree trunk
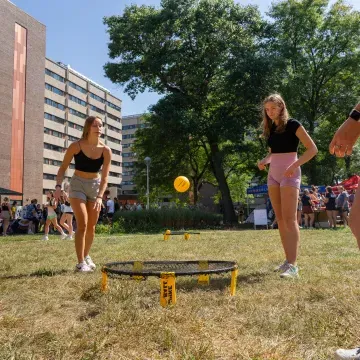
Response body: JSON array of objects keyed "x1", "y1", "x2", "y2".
[
  {"x1": 192, "y1": 177, "x2": 199, "y2": 205},
  {"x1": 209, "y1": 143, "x2": 237, "y2": 223},
  {"x1": 345, "y1": 157, "x2": 351, "y2": 178}
]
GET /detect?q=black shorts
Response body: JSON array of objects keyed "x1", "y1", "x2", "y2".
[
  {"x1": 338, "y1": 208, "x2": 348, "y2": 215},
  {"x1": 64, "y1": 212, "x2": 73, "y2": 215}
]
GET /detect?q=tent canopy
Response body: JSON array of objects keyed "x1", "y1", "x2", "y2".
[
  {"x1": 247, "y1": 184, "x2": 326, "y2": 195},
  {"x1": 0, "y1": 187, "x2": 23, "y2": 196}
]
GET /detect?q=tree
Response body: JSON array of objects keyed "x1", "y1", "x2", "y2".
[
  {"x1": 132, "y1": 96, "x2": 211, "y2": 204},
  {"x1": 269, "y1": 0, "x2": 360, "y2": 184},
  {"x1": 104, "y1": 0, "x2": 271, "y2": 223}
]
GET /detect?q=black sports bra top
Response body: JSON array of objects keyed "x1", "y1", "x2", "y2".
[{"x1": 74, "y1": 142, "x2": 104, "y2": 173}]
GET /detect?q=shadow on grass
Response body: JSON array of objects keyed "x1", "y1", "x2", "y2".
[
  {"x1": 0, "y1": 268, "x2": 70, "y2": 280},
  {"x1": 176, "y1": 271, "x2": 268, "y2": 293}
]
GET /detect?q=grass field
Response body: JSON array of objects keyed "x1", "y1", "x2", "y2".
[{"x1": 1, "y1": 229, "x2": 360, "y2": 360}]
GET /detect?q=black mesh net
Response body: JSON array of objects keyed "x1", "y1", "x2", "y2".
[{"x1": 102, "y1": 260, "x2": 237, "y2": 277}]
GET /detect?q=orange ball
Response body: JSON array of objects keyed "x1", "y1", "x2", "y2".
[{"x1": 174, "y1": 176, "x2": 190, "y2": 193}]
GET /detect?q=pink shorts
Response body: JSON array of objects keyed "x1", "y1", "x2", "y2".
[{"x1": 267, "y1": 153, "x2": 301, "y2": 189}]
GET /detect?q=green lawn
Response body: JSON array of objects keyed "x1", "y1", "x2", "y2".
[{"x1": 1, "y1": 229, "x2": 359, "y2": 360}]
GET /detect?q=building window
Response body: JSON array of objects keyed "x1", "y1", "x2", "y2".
[
  {"x1": 122, "y1": 143, "x2": 132, "y2": 148},
  {"x1": 68, "y1": 135, "x2": 79, "y2": 142},
  {"x1": 45, "y1": 98, "x2": 65, "y2": 111},
  {"x1": 111, "y1": 160, "x2": 122, "y2": 167},
  {"x1": 69, "y1": 108, "x2": 87, "y2": 119},
  {"x1": 44, "y1": 112, "x2": 65, "y2": 125},
  {"x1": 106, "y1": 101, "x2": 121, "y2": 112},
  {"x1": 45, "y1": 83, "x2": 64, "y2": 96},
  {"x1": 122, "y1": 181, "x2": 134, "y2": 185},
  {"x1": 123, "y1": 134, "x2": 136, "y2": 139},
  {"x1": 44, "y1": 127, "x2": 65, "y2": 139},
  {"x1": 108, "y1": 136, "x2": 121, "y2": 144},
  {"x1": 90, "y1": 93, "x2": 105, "y2": 103},
  {"x1": 68, "y1": 121, "x2": 83, "y2": 131},
  {"x1": 122, "y1": 124, "x2": 137, "y2": 130},
  {"x1": 107, "y1": 124, "x2": 121, "y2": 133},
  {"x1": 109, "y1": 171, "x2": 121, "y2": 177},
  {"x1": 108, "y1": 183, "x2": 121, "y2": 188},
  {"x1": 107, "y1": 113, "x2": 121, "y2": 122},
  {"x1": 43, "y1": 173, "x2": 57, "y2": 180},
  {"x1": 123, "y1": 170, "x2": 135, "y2": 176},
  {"x1": 44, "y1": 158, "x2": 63, "y2": 166},
  {"x1": 69, "y1": 95, "x2": 87, "y2": 107},
  {"x1": 112, "y1": 149, "x2": 121, "y2": 156},
  {"x1": 68, "y1": 81, "x2": 87, "y2": 94},
  {"x1": 44, "y1": 142, "x2": 65, "y2": 152},
  {"x1": 123, "y1": 162, "x2": 135, "y2": 167},
  {"x1": 90, "y1": 105, "x2": 105, "y2": 115},
  {"x1": 45, "y1": 68, "x2": 65, "y2": 83},
  {"x1": 69, "y1": 163, "x2": 76, "y2": 169},
  {"x1": 123, "y1": 152, "x2": 135, "y2": 157}
]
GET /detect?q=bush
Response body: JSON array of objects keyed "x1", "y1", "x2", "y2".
[
  {"x1": 111, "y1": 208, "x2": 222, "y2": 233},
  {"x1": 95, "y1": 218, "x2": 125, "y2": 234}
]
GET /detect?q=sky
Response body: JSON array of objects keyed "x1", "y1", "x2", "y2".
[{"x1": 10, "y1": 0, "x2": 360, "y2": 116}]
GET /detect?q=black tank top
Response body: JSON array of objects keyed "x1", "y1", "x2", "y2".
[
  {"x1": 74, "y1": 142, "x2": 104, "y2": 173},
  {"x1": 267, "y1": 119, "x2": 301, "y2": 153},
  {"x1": 2, "y1": 204, "x2": 9, "y2": 211}
]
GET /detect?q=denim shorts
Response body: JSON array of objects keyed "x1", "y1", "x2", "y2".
[{"x1": 69, "y1": 175, "x2": 100, "y2": 202}]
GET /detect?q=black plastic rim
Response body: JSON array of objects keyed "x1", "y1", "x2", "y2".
[{"x1": 102, "y1": 260, "x2": 237, "y2": 277}]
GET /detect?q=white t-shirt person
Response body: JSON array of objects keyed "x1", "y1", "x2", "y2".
[{"x1": 106, "y1": 198, "x2": 115, "y2": 214}]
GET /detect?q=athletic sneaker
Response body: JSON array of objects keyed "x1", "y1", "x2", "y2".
[
  {"x1": 60, "y1": 233, "x2": 67, "y2": 240},
  {"x1": 335, "y1": 347, "x2": 360, "y2": 360},
  {"x1": 274, "y1": 260, "x2": 288, "y2": 272},
  {"x1": 42, "y1": 235, "x2": 49, "y2": 241},
  {"x1": 65, "y1": 234, "x2": 73, "y2": 240},
  {"x1": 75, "y1": 262, "x2": 93, "y2": 273},
  {"x1": 280, "y1": 264, "x2": 299, "y2": 278},
  {"x1": 85, "y1": 255, "x2": 96, "y2": 270}
]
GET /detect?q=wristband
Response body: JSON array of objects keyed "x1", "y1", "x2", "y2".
[
  {"x1": 349, "y1": 109, "x2": 360, "y2": 121},
  {"x1": 96, "y1": 195, "x2": 103, "y2": 199}
]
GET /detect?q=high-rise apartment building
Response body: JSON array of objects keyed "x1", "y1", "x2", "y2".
[
  {"x1": 0, "y1": 0, "x2": 46, "y2": 202},
  {"x1": 0, "y1": 0, "x2": 123, "y2": 203},
  {"x1": 43, "y1": 59, "x2": 122, "y2": 200},
  {"x1": 121, "y1": 114, "x2": 146, "y2": 195}
]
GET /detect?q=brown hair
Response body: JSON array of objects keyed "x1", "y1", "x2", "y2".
[
  {"x1": 261, "y1": 94, "x2": 289, "y2": 139},
  {"x1": 82, "y1": 116, "x2": 102, "y2": 139}
]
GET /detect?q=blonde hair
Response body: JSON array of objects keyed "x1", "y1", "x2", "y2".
[
  {"x1": 261, "y1": 94, "x2": 289, "y2": 139},
  {"x1": 82, "y1": 116, "x2": 102, "y2": 139}
]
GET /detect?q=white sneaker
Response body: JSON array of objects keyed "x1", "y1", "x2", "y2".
[
  {"x1": 42, "y1": 235, "x2": 49, "y2": 241},
  {"x1": 65, "y1": 234, "x2": 73, "y2": 240},
  {"x1": 60, "y1": 233, "x2": 67, "y2": 240},
  {"x1": 75, "y1": 262, "x2": 93, "y2": 273},
  {"x1": 335, "y1": 347, "x2": 360, "y2": 360},
  {"x1": 280, "y1": 264, "x2": 299, "y2": 279},
  {"x1": 28, "y1": 230, "x2": 34, "y2": 235},
  {"x1": 274, "y1": 260, "x2": 288, "y2": 272},
  {"x1": 85, "y1": 255, "x2": 96, "y2": 270}
]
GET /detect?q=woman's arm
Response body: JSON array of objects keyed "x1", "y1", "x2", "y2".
[
  {"x1": 293, "y1": 126, "x2": 318, "y2": 168},
  {"x1": 56, "y1": 142, "x2": 77, "y2": 186},
  {"x1": 98, "y1": 146, "x2": 112, "y2": 198}
]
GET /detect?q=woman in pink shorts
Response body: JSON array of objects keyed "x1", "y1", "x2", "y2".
[{"x1": 257, "y1": 94, "x2": 318, "y2": 278}]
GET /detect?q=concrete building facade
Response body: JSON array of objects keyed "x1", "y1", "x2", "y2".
[{"x1": 0, "y1": 0, "x2": 46, "y2": 202}]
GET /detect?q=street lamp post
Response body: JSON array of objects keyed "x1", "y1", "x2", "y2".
[{"x1": 144, "y1": 157, "x2": 151, "y2": 210}]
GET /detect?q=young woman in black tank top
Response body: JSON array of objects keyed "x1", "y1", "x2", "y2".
[
  {"x1": 1, "y1": 197, "x2": 12, "y2": 236},
  {"x1": 55, "y1": 116, "x2": 112, "y2": 272},
  {"x1": 257, "y1": 94, "x2": 317, "y2": 279}
]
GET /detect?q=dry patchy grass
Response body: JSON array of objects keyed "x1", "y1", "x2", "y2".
[{"x1": 1, "y1": 229, "x2": 360, "y2": 359}]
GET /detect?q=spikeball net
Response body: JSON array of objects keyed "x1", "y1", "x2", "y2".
[{"x1": 101, "y1": 260, "x2": 238, "y2": 307}]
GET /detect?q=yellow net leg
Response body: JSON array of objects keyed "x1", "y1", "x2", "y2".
[
  {"x1": 101, "y1": 271, "x2": 108, "y2": 293},
  {"x1": 230, "y1": 268, "x2": 238, "y2": 296},
  {"x1": 198, "y1": 260, "x2": 209, "y2": 285},
  {"x1": 132, "y1": 261, "x2": 144, "y2": 281},
  {"x1": 184, "y1": 233, "x2": 190, "y2": 240},
  {"x1": 160, "y1": 272, "x2": 176, "y2": 307}
]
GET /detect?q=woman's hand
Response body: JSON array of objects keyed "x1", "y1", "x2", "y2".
[
  {"x1": 93, "y1": 196, "x2": 103, "y2": 211},
  {"x1": 257, "y1": 160, "x2": 267, "y2": 171},
  {"x1": 54, "y1": 187, "x2": 61, "y2": 200},
  {"x1": 284, "y1": 163, "x2": 298, "y2": 178}
]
